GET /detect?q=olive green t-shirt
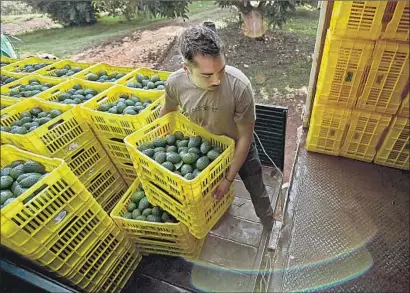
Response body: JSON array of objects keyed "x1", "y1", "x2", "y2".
[{"x1": 163, "y1": 65, "x2": 256, "y2": 141}]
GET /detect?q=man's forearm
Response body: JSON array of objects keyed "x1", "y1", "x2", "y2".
[{"x1": 226, "y1": 136, "x2": 252, "y2": 181}]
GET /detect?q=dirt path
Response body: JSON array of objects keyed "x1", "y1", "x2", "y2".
[
  {"x1": 72, "y1": 8, "x2": 233, "y2": 68},
  {"x1": 1, "y1": 16, "x2": 59, "y2": 35}
]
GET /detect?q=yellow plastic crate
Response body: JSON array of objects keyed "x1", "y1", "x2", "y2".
[
  {"x1": 1, "y1": 56, "x2": 20, "y2": 67},
  {"x1": 1, "y1": 70, "x2": 22, "y2": 86},
  {"x1": 1, "y1": 96, "x2": 20, "y2": 112},
  {"x1": 340, "y1": 110, "x2": 392, "y2": 162},
  {"x1": 64, "y1": 224, "x2": 125, "y2": 291},
  {"x1": 398, "y1": 93, "x2": 409, "y2": 118},
  {"x1": 124, "y1": 111, "x2": 235, "y2": 205},
  {"x1": 97, "y1": 243, "x2": 141, "y2": 293},
  {"x1": 64, "y1": 139, "x2": 112, "y2": 184},
  {"x1": 315, "y1": 31, "x2": 374, "y2": 108},
  {"x1": 113, "y1": 157, "x2": 138, "y2": 185},
  {"x1": 1, "y1": 74, "x2": 65, "y2": 99},
  {"x1": 72, "y1": 63, "x2": 135, "y2": 83},
  {"x1": 2, "y1": 57, "x2": 57, "y2": 75},
  {"x1": 111, "y1": 178, "x2": 204, "y2": 259},
  {"x1": 35, "y1": 59, "x2": 94, "y2": 78},
  {"x1": 329, "y1": 1, "x2": 387, "y2": 40},
  {"x1": 35, "y1": 78, "x2": 113, "y2": 105},
  {"x1": 143, "y1": 179, "x2": 235, "y2": 239},
  {"x1": 28, "y1": 198, "x2": 114, "y2": 275},
  {"x1": 381, "y1": 1, "x2": 409, "y2": 42},
  {"x1": 0, "y1": 99, "x2": 91, "y2": 158},
  {"x1": 374, "y1": 117, "x2": 409, "y2": 170},
  {"x1": 117, "y1": 67, "x2": 171, "y2": 90},
  {"x1": 357, "y1": 41, "x2": 409, "y2": 114},
  {"x1": 101, "y1": 182, "x2": 128, "y2": 214},
  {"x1": 81, "y1": 85, "x2": 163, "y2": 139},
  {"x1": 77, "y1": 157, "x2": 127, "y2": 211},
  {"x1": 306, "y1": 103, "x2": 352, "y2": 156},
  {"x1": 0, "y1": 144, "x2": 92, "y2": 256},
  {"x1": 98, "y1": 135, "x2": 132, "y2": 161}
]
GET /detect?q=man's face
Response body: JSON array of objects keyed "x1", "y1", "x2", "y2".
[{"x1": 184, "y1": 54, "x2": 226, "y2": 90}]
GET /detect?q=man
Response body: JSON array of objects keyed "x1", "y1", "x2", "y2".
[{"x1": 159, "y1": 25, "x2": 274, "y2": 227}]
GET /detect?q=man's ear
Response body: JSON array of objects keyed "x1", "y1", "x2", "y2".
[{"x1": 183, "y1": 63, "x2": 189, "y2": 73}]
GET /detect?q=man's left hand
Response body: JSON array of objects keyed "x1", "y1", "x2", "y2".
[{"x1": 213, "y1": 179, "x2": 232, "y2": 199}]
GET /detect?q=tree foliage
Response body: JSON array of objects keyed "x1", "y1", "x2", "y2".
[
  {"x1": 93, "y1": 0, "x2": 191, "y2": 21},
  {"x1": 25, "y1": 0, "x2": 97, "y2": 26},
  {"x1": 216, "y1": 0, "x2": 298, "y2": 31}
]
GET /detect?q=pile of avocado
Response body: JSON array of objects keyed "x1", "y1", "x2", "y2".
[
  {"x1": 1, "y1": 75, "x2": 18, "y2": 86},
  {"x1": 1, "y1": 61, "x2": 11, "y2": 67},
  {"x1": 52, "y1": 65, "x2": 83, "y2": 77},
  {"x1": 1, "y1": 107, "x2": 62, "y2": 134},
  {"x1": 138, "y1": 132, "x2": 223, "y2": 180},
  {"x1": 55, "y1": 83, "x2": 99, "y2": 104},
  {"x1": 5, "y1": 79, "x2": 55, "y2": 98},
  {"x1": 126, "y1": 73, "x2": 166, "y2": 90},
  {"x1": 97, "y1": 94, "x2": 152, "y2": 115},
  {"x1": 1, "y1": 160, "x2": 48, "y2": 209},
  {"x1": 85, "y1": 70, "x2": 126, "y2": 83},
  {"x1": 14, "y1": 63, "x2": 49, "y2": 73},
  {"x1": 123, "y1": 184, "x2": 176, "y2": 223}
]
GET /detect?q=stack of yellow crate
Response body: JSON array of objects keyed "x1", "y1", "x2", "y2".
[
  {"x1": 306, "y1": 1, "x2": 409, "y2": 170},
  {"x1": 1, "y1": 145, "x2": 141, "y2": 293},
  {"x1": 79, "y1": 67, "x2": 170, "y2": 186}
]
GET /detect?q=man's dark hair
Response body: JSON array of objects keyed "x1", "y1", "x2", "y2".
[{"x1": 179, "y1": 25, "x2": 224, "y2": 65}]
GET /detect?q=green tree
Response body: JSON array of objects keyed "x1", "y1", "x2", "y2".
[
  {"x1": 93, "y1": 0, "x2": 191, "y2": 21},
  {"x1": 25, "y1": 0, "x2": 97, "y2": 27},
  {"x1": 216, "y1": 0, "x2": 298, "y2": 37}
]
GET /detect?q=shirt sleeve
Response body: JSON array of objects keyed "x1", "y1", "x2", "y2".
[
  {"x1": 163, "y1": 79, "x2": 179, "y2": 111},
  {"x1": 234, "y1": 83, "x2": 256, "y2": 124}
]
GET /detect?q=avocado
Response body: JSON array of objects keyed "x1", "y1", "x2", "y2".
[
  {"x1": 49, "y1": 109, "x2": 62, "y2": 118},
  {"x1": 180, "y1": 164, "x2": 193, "y2": 176},
  {"x1": 188, "y1": 136, "x2": 202, "y2": 148},
  {"x1": 166, "y1": 146, "x2": 178, "y2": 153},
  {"x1": 138, "y1": 197, "x2": 150, "y2": 211},
  {"x1": 151, "y1": 206, "x2": 161, "y2": 216},
  {"x1": 138, "y1": 142, "x2": 155, "y2": 151},
  {"x1": 162, "y1": 162, "x2": 174, "y2": 172},
  {"x1": 154, "y1": 147, "x2": 166, "y2": 153},
  {"x1": 127, "y1": 202, "x2": 137, "y2": 212},
  {"x1": 161, "y1": 211, "x2": 171, "y2": 222},
  {"x1": 166, "y1": 153, "x2": 181, "y2": 164},
  {"x1": 153, "y1": 137, "x2": 166, "y2": 148},
  {"x1": 0, "y1": 190, "x2": 13, "y2": 205},
  {"x1": 131, "y1": 190, "x2": 145, "y2": 203},
  {"x1": 1, "y1": 176, "x2": 13, "y2": 190},
  {"x1": 10, "y1": 165, "x2": 25, "y2": 180},
  {"x1": 207, "y1": 150, "x2": 221, "y2": 161},
  {"x1": 174, "y1": 131, "x2": 184, "y2": 140},
  {"x1": 200, "y1": 141, "x2": 213, "y2": 154},
  {"x1": 146, "y1": 214, "x2": 162, "y2": 223},
  {"x1": 181, "y1": 153, "x2": 199, "y2": 165},
  {"x1": 135, "y1": 215, "x2": 147, "y2": 221},
  {"x1": 1, "y1": 167, "x2": 12, "y2": 177},
  {"x1": 142, "y1": 208, "x2": 152, "y2": 217},
  {"x1": 188, "y1": 147, "x2": 200, "y2": 155},
  {"x1": 166, "y1": 134, "x2": 176, "y2": 145},
  {"x1": 184, "y1": 173, "x2": 195, "y2": 180},
  {"x1": 154, "y1": 152, "x2": 167, "y2": 164},
  {"x1": 23, "y1": 161, "x2": 46, "y2": 174},
  {"x1": 132, "y1": 209, "x2": 142, "y2": 219},
  {"x1": 196, "y1": 156, "x2": 210, "y2": 171},
  {"x1": 123, "y1": 212, "x2": 132, "y2": 219},
  {"x1": 87, "y1": 73, "x2": 99, "y2": 81},
  {"x1": 142, "y1": 149, "x2": 155, "y2": 158},
  {"x1": 20, "y1": 174, "x2": 43, "y2": 188}
]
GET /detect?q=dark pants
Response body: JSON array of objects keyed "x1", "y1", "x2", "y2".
[{"x1": 238, "y1": 140, "x2": 274, "y2": 222}]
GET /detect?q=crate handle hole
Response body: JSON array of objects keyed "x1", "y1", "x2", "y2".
[
  {"x1": 96, "y1": 95, "x2": 109, "y2": 104},
  {"x1": 48, "y1": 119, "x2": 64, "y2": 130}
]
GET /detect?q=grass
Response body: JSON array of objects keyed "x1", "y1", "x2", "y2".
[
  {"x1": 13, "y1": 1, "x2": 220, "y2": 58},
  {"x1": 1, "y1": 14, "x2": 44, "y2": 24},
  {"x1": 283, "y1": 6, "x2": 320, "y2": 36}
]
